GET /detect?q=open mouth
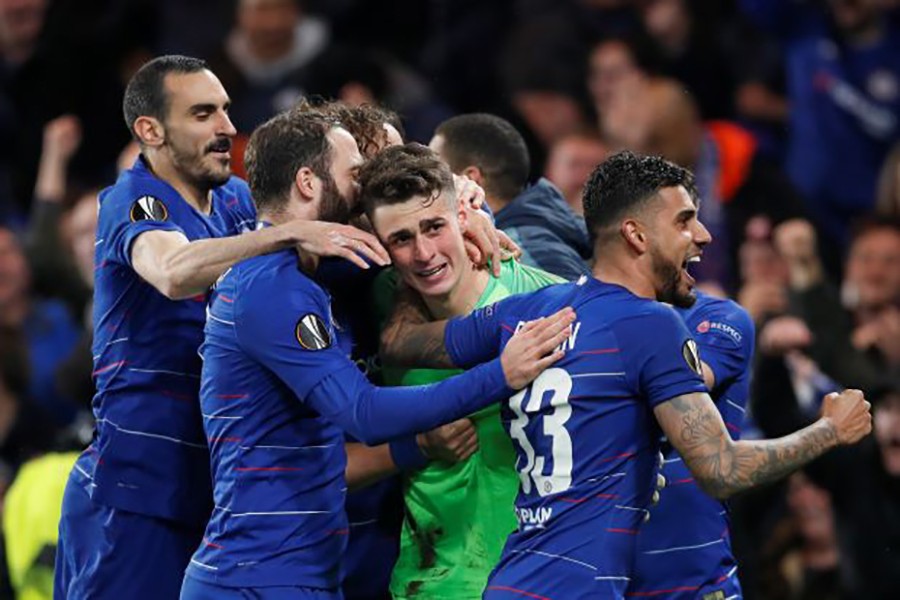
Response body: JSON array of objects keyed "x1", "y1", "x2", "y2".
[
  {"x1": 416, "y1": 263, "x2": 448, "y2": 280},
  {"x1": 207, "y1": 138, "x2": 232, "y2": 158},
  {"x1": 681, "y1": 255, "x2": 701, "y2": 285}
]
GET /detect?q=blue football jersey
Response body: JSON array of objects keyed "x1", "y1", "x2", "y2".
[
  {"x1": 445, "y1": 277, "x2": 707, "y2": 599},
  {"x1": 75, "y1": 156, "x2": 256, "y2": 526},
  {"x1": 631, "y1": 293, "x2": 755, "y2": 599},
  {"x1": 186, "y1": 248, "x2": 515, "y2": 590}
]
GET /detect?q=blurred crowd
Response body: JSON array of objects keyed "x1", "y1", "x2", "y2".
[{"x1": 1, "y1": 0, "x2": 899, "y2": 598}]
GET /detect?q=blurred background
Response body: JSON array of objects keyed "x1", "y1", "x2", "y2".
[{"x1": 1, "y1": 0, "x2": 900, "y2": 598}]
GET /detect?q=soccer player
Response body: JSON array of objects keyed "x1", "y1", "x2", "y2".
[
  {"x1": 382, "y1": 151, "x2": 871, "y2": 599},
  {"x1": 354, "y1": 143, "x2": 565, "y2": 599},
  {"x1": 630, "y1": 291, "x2": 755, "y2": 598},
  {"x1": 53, "y1": 55, "x2": 391, "y2": 600},
  {"x1": 179, "y1": 110, "x2": 574, "y2": 599}
]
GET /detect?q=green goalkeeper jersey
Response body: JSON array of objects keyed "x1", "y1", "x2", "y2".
[{"x1": 375, "y1": 258, "x2": 564, "y2": 599}]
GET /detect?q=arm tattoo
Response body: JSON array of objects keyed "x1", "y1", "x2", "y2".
[
  {"x1": 662, "y1": 394, "x2": 838, "y2": 499},
  {"x1": 380, "y1": 289, "x2": 454, "y2": 368}
]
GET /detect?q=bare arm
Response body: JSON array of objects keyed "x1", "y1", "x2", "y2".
[
  {"x1": 131, "y1": 220, "x2": 389, "y2": 300},
  {"x1": 345, "y1": 443, "x2": 398, "y2": 491},
  {"x1": 654, "y1": 389, "x2": 871, "y2": 499},
  {"x1": 380, "y1": 284, "x2": 454, "y2": 368}
]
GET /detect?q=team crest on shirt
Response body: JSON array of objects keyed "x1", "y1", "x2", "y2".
[
  {"x1": 295, "y1": 314, "x2": 331, "y2": 351},
  {"x1": 129, "y1": 195, "x2": 169, "y2": 223},
  {"x1": 702, "y1": 591, "x2": 725, "y2": 600},
  {"x1": 682, "y1": 339, "x2": 702, "y2": 376}
]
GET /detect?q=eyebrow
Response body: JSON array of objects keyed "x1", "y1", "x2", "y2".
[
  {"x1": 385, "y1": 217, "x2": 446, "y2": 243},
  {"x1": 676, "y1": 208, "x2": 697, "y2": 222}
]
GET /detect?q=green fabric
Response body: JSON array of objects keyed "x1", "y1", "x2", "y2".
[
  {"x1": 3, "y1": 452, "x2": 78, "y2": 600},
  {"x1": 378, "y1": 259, "x2": 562, "y2": 599}
]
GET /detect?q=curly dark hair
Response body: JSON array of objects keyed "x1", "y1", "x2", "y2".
[
  {"x1": 244, "y1": 110, "x2": 335, "y2": 214},
  {"x1": 358, "y1": 143, "x2": 455, "y2": 222},
  {"x1": 583, "y1": 151, "x2": 698, "y2": 243},
  {"x1": 293, "y1": 100, "x2": 403, "y2": 159}
]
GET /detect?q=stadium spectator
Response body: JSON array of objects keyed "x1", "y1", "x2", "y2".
[
  {"x1": 430, "y1": 113, "x2": 592, "y2": 281},
  {"x1": 544, "y1": 129, "x2": 609, "y2": 216}
]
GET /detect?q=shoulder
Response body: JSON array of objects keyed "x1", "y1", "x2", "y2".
[
  {"x1": 502, "y1": 258, "x2": 566, "y2": 288},
  {"x1": 98, "y1": 170, "x2": 182, "y2": 227},
  {"x1": 680, "y1": 294, "x2": 754, "y2": 345}
]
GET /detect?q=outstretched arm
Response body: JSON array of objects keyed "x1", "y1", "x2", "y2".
[
  {"x1": 654, "y1": 389, "x2": 871, "y2": 499},
  {"x1": 132, "y1": 220, "x2": 389, "y2": 300}
]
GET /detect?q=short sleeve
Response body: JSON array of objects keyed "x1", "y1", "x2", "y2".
[
  {"x1": 617, "y1": 306, "x2": 708, "y2": 408},
  {"x1": 235, "y1": 268, "x2": 351, "y2": 400},
  {"x1": 99, "y1": 190, "x2": 184, "y2": 268},
  {"x1": 685, "y1": 302, "x2": 756, "y2": 394}
]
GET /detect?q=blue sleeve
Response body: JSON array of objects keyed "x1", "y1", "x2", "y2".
[
  {"x1": 237, "y1": 269, "x2": 514, "y2": 445},
  {"x1": 685, "y1": 303, "x2": 756, "y2": 396},
  {"x1": 618, "y1": 306, "x2": 708, "y2": 408},
  {"x1": 444, "y1": 300, "x2": 511, "y2": 368},
  {"x1": 98, "y1": 187, "x2": 184, "y2": 268},
  {"x1": 225, "y1": 177, "x2": 258, "y2": 233}
]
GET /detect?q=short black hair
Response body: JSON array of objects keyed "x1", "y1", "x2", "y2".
[
  {"x1": 359, "y1": 143, "x2": 455, "y2": 222},
  {"x1": 434, "y1": 113, "x2": 530, "y2": 201},
  {"x1": 245, "y1": 111, "x2": 336, "y2": 214},
  {"x1": 583, "y1": 151, "x2": 698, "y2": 243},
  {"x1": 122, "y1": 55, "x2": 209, "y2": 141}
]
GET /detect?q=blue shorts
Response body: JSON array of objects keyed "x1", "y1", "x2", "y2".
[
  {"x1": 181, "y1": 577, "x2": 342, "y2": 599},
  {"x1": 54, "y1": 470, "x2": 202, "y2": 600}
]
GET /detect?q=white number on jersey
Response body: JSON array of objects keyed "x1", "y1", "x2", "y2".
[{"x1": 508, "y1": 368, "x2": 574, "y2": 497}]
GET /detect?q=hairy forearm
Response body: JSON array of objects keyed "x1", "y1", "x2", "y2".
[
  {"x1": 665, "y1": 395, "x2": 838, "y2": 499},
  {"x1": 160, "y1": 227, "x2": 289, "y2": 298}
]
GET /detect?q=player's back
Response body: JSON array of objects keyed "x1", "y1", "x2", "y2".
[
  {"x1": 79, "y1": 158, "x2": 256, "y2": 526},
  {"x1": 187, "y1": 249, "x2": 348, "y2": 590},
  {"x1": 481, "y1": 277, "x2": 706, "y2": 599}
]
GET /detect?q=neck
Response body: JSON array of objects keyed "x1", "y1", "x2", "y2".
[
  {"x1": 145, "y1": 153, "x2": 212, "y2": 213},
  {"x1": 423, "y1": 265, "x2": 490, "y2": 320},
  {"x1": 486, "y1": 194, "x2": 512, "y2": 215},
  {"x1": 591, "y1": 248, "x2": 656, "y2": 300}
]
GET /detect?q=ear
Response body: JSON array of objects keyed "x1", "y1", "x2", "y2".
[
  {"x1": 621, "y1": 219, "x2": 648, "y2": 254},
  {"x1": 133, "y1": 116, "x2": 165, "y2": 148},
  {"x1": 461, "y1": 166, "x2": 484, "y2": 187},
  {"x1": 456, "y1": 198, "x2": 469, "y2": 232},
  {"x1": 294, "y1": 166, "x2": 318, "y2": 202}
]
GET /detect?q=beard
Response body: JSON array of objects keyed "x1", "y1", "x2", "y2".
[
  {"x1": 650, "y1": 244, "x2": 696, "y2": 308},
  {"x1": 169, "y1": 136, "x2": 232, "y2": 190},
  {"x1": 317, "y1": 172, "x2": 352, "y2": 224}
]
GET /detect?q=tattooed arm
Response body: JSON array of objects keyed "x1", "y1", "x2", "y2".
[
  {"x1": 654, "y1": 389, "x2": 872, "y2": 499},
  {"x1": 379, "y1": 283, "x2": 454, "y2": 368}
]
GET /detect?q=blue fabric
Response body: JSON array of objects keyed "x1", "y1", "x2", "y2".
[
  {"x1": 75, "y1": 155, "x2": 256, "y2": 527},
  {"x1": 188, "y1": 248, "x2": 514, "y2": 588},
  {"x1": 55, "y1": 467, "x2": 203, "y2": 600},
  {"x1": 448, "y1": 278, "x2": 707, "y2": 598},
  {"x1": 23, "y1": 298, "x2": 81, "y2": 426},
  {"x1": 494, "y1": 178, "x2": 591, "y2": 281},
  {"x1": 181, "y1": 577, "x2": 342, "y2": 600},
  {"x1": 631, "y1": 292, "x2": 754, "y2": 599}
]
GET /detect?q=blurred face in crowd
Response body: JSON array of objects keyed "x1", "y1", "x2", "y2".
[
  {"x1": 512, "y1": 91, "x2": 585, "y2": 147},
  {"x1": 588, "y1": 40, "x2": 643, "y2": 113},
  {"x1": 844, "y1": 226, "x2": 900, "y2": 310},
  {"x1": 786, "y1": 472, "x2": 836, "y2": 542},
  {"x1": 545, "y1": 134, "x2": 609, "y2": 215},
  {"x1": 874, "y1": 392, "x2": 900, "y2": 476},
  {"x1": 0, "y1": 228, "x2": 29, "y2": 314},
  {"x1": 68, "y1": 191, "x2": 99, "y2": 288},
  {"x1": 829, "y1": 0, "x2": 880, "y2": 36},
  {"x1": 315, "y1": 127, "x2": 363, "y2": 224},
  {"x1": 739, "y1": 239, "x2": 788, "y2": 286},
  {"x1": 160, "y1": 70, "x2": 237, "y2": 190},
  {"x1": 372, "y1": 193, "x2": 470, "y2": 300},
  {"x1": 238, "y1": 0, "x2": 299, "y2": 61},
  {"x1": 646, "y1": 186, "x2": 710, "y2": 308},
  {"x1": 0, "y1": 0, "x2": 46, "y2": 56}
]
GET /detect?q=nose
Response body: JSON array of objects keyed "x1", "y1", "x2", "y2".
[
  {"x1": 413, "y1": 235, "x2": 435, "y2": 262},
  {"x1": 218, "y1": 110, "x2": 237, "y2": 138},
  {"x1": 694, "y1": 218, "x2": 712, "y2": 247}
]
